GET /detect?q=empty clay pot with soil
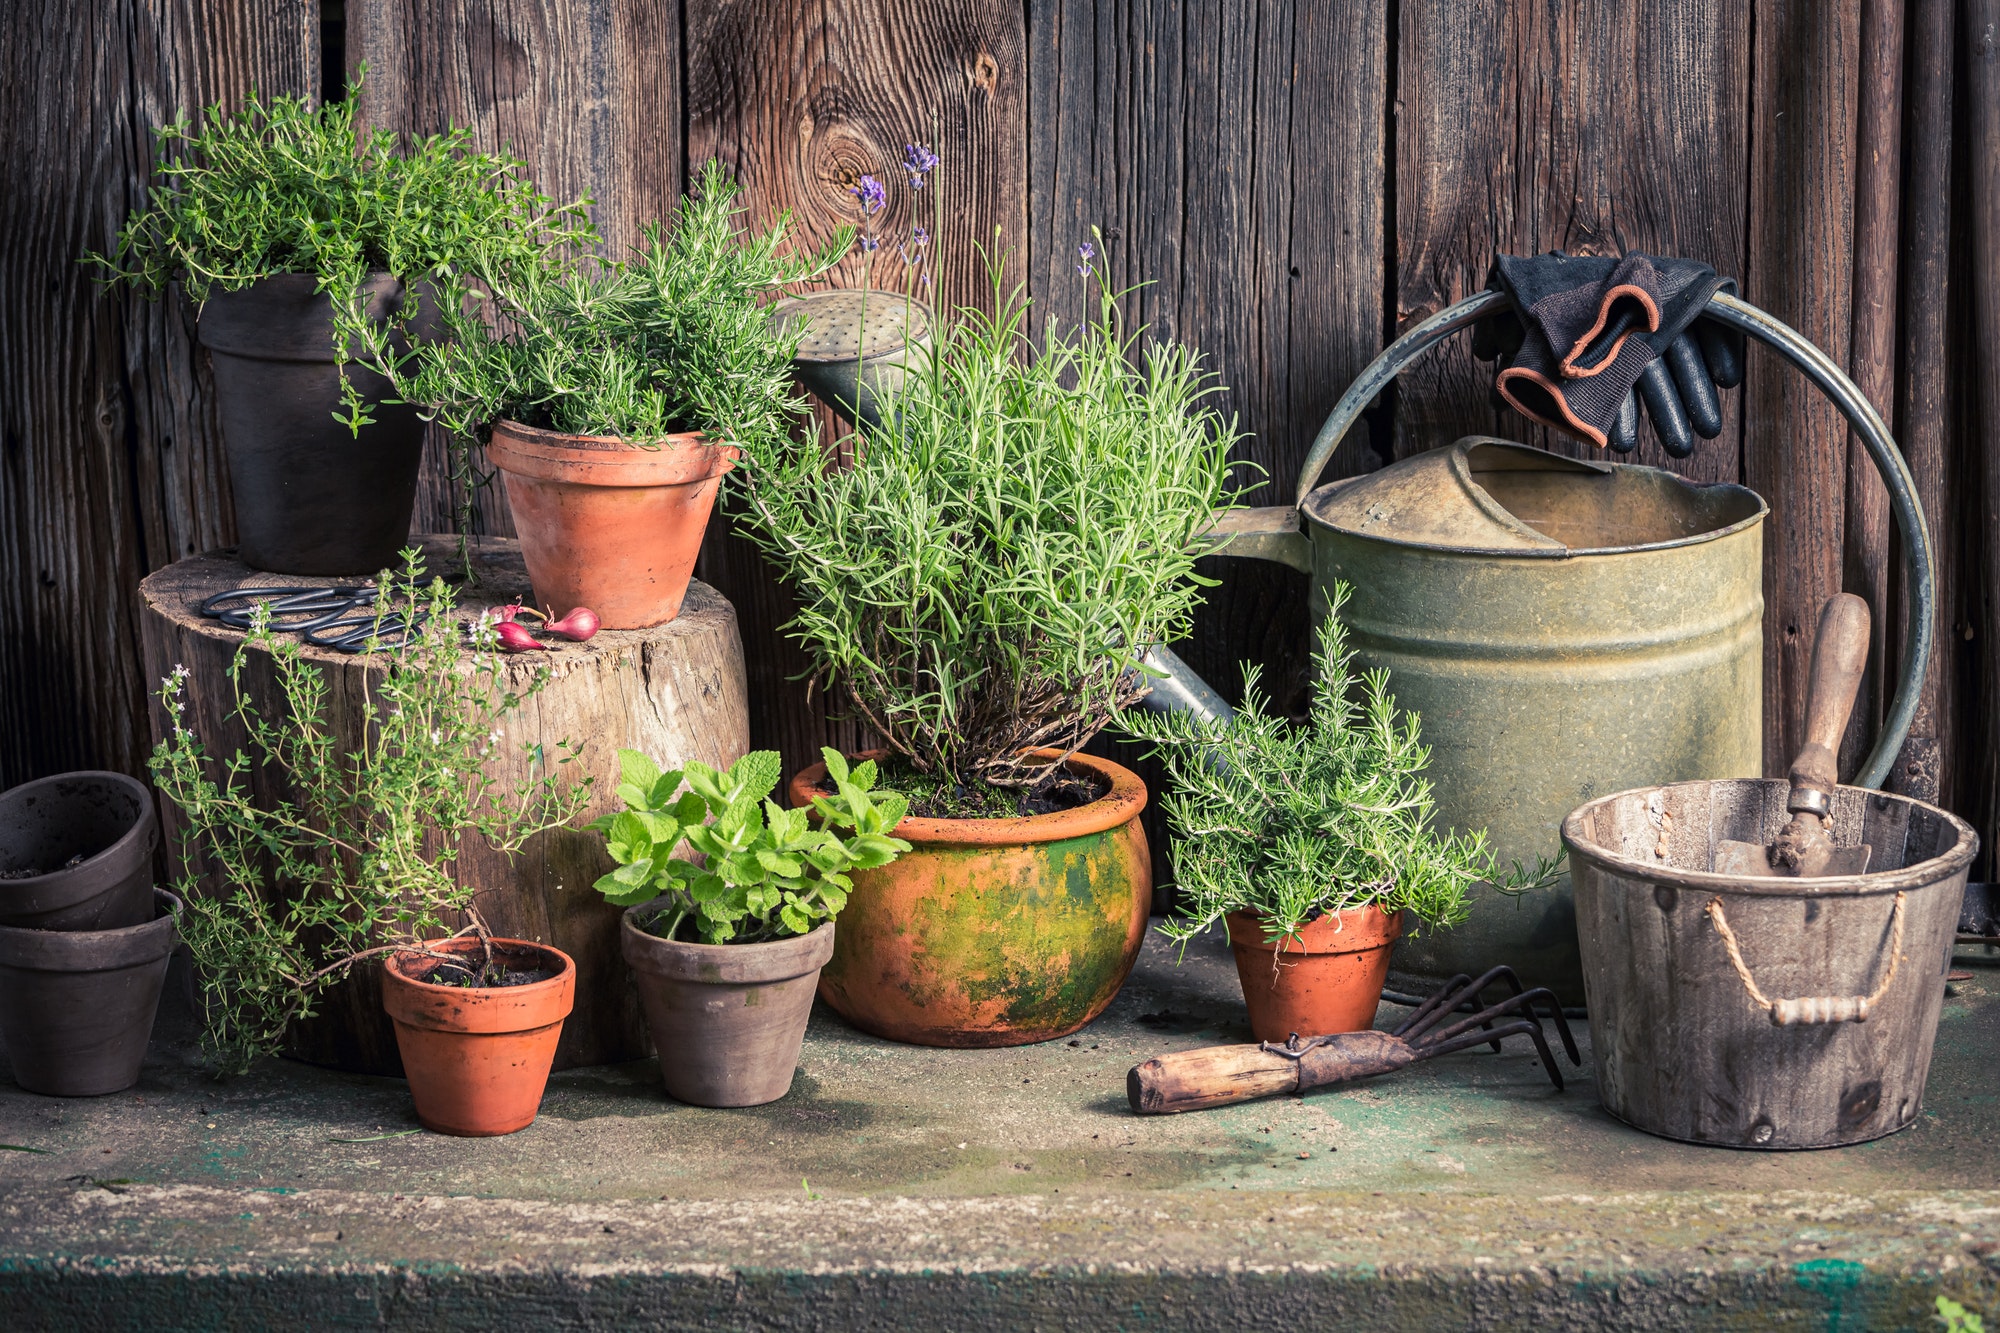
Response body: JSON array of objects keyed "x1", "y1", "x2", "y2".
[
  {"x1": 0, "y1": 888, "x2": 181, "y2": 1096},
  {"x1": 198, "y1": 272, "x2": 437, "y2": 576},
  {"x1": 621, "y1": 912, "x2": 835, "y2": 1107},
  {"x1": 485, "y1": 421, "x2": 738, "y2": 630},
  {"x1": 380, "y1": 936, "x2": 575, "y2": 1137},
  {"x1": 1227, "y1": 906, "x2": 1405, "y2": 1043},
  {"x1": 0, "y1": 770, "x2": 158, "y2": 932}
]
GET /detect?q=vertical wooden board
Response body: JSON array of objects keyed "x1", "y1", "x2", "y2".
[
  {"x1": 1968, "y1": 0, "x2": 2000, "y2": 847},
  {"x1": 1840, "y1": 0, "x2": 1903, "y2": 764},
  {"x1": 1884, "y1": 0, "x2": 1955, "y2": 808},
  {"x1": 1394, "y1": 0, "x2": 1752, "y2": 486},
  {"x1": 1025, "y1": 1, "x2": 1386, "y2": 902},
  {"x1": 1743, "y1": 0, "x2": 1862, "y2": 772},
  {"x1": 685, "y1": 0, "x2": 1028, "y2": 781},
  {"x1": 1028, "y1": 0, "x2": 1386, "y2": 695},
  {"x1": 348, "y1": 0, "x2": 685, "y2": 537},
  {"x1": 0, "y1": 1, "x2": 315, "y2": 788}
]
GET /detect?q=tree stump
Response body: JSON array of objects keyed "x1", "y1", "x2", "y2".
[{"x1": 137, "y1": 536, "x2": 750, "y2": 1074}]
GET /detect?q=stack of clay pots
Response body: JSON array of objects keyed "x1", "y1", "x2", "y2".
[{"x1": 0, "y1": 772, "x2": 178, "y2": 1096}]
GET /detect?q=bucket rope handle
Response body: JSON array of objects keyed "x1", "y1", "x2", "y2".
[{"x1": 1703, "y1": 892, "x2": 1906, "y2": 1025}]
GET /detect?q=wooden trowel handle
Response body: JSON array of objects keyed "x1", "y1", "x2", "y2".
[{"x1": 1789, "y1": 593, "x2": 1871, "y2": 808}]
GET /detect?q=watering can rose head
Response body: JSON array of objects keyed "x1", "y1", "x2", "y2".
[
  {"x1": 588, "y1": 747, "x2": 910, "y2": 945},
  {"x1": 1123, "y1": 582, "x2": 1564, "y2": 949},
  {"x1": 731, "y1": 264, "x2": 1245, "y2": 800}
]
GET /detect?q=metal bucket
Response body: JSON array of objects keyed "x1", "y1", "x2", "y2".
[
  {"x1": 1563, "y1": 779, "x2": 1976, "y2": 1148},
  {"x1": 1143, "y1": 291, "x2": 1936, "y2": 1006}
]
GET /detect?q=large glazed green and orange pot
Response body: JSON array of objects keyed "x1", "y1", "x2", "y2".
[{"x1": 786, "y1": 749, "x2": 1151, "y2": 1048}]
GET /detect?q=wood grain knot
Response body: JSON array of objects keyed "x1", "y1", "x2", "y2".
[{"x1": 971, "y1": 51, "x2": 998, "y2": 95}]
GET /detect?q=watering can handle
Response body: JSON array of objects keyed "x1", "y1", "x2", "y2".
[{"x1": 1290, "y1": 289, "x2": 1935, "y2": 792}]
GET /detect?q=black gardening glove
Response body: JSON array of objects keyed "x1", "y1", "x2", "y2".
[{"x1": 1471, "y1": 252, "x2": 1746, "y2": 457}]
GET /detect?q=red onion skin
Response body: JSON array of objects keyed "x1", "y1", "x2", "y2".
[
  {"x1": 496, "y1": 602, "x2": 524, "y2": 624},
  {"x1": 493, "y1": 621, "x2": 541, "y2": 652},
  {"x1": 545, "y1": 608, "x2": 600, "y2": 642}
]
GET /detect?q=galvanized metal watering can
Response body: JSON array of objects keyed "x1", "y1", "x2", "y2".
[{"x1": 1138, "y1": 291, "x2": 1936, "y2": 1004}]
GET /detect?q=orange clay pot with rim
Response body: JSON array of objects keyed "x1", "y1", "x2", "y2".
[
  {"x1": 485, "y1": 420, "x2": 738, "y2": 630},
  {"x1": 380, "y1": 935, "x2": 575, "y2": 1137},
  {"x1": 1226, "y1": 905, "x2": 1406, "y2": 1043},
  {"x1": 788, "y1": 748, "x2": 1151, "y2": 1048}
]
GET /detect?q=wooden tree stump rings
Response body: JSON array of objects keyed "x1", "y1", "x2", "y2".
[{"x1": 137, "y1": 537, "x2": 750, "y2": 1074}]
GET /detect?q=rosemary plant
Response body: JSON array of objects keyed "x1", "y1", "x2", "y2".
[
  {"x1": 382, "y1": 160, "x2": 850, "y2": 531},
  {"x1": 736, "y1": 262, "x2": 1241, "y2": 795},
  {"x1": 151, "y1": 553, "x2": 592, "y2": 1073},
  {"x1": 1123, "y1": 584, "x2": 1563, "y2": 949},
  {"x1": 88, "y1": 73, "x2": 594, "y2": 433}
]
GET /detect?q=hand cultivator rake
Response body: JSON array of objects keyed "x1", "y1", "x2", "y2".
[{"x1": 1127, "y1": 966, "x2": 1581, "y2": 1115}]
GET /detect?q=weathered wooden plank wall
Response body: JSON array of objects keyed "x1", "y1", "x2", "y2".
[
  {"x1": 0, "y1": 2, "x2": 317, "y2": 785},
  {"x1": 3, "y1": 1, "x2": 1993, "y2": 876}
]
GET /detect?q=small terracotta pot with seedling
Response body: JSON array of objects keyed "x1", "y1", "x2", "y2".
[
  {"x1": 1125, "y1": 587, "x2": 1563, "y2": 1044},
  {"x1": 589, "y1": 747, "x2": 910, "y2": 1107}
]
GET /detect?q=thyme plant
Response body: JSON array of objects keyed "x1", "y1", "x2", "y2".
[
  {"x1": 1123, "y1": 585, "x2": 1563, "y2": 949},
  {"x1": 88, "y1": 73, "x2": 594, "y2": 433},
  {"x1": 737, "y1": 264, "x2": 1241, "y2": 795},
  {"x1": 382, "y1": 161, "x2": 851, "y2": 531},
  {"x1": 151, "y1": 554, "x2": 592, "y2": 1073},
  {"x1": 590, "y1": 748, "x2": 910, "y2": 944}
]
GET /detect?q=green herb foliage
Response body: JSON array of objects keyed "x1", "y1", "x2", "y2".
[
  {"x1": 736, "y1": 261, "x2": 1240, "y2": 794},
  {"x1": 383, "y1": 161, "x2": 849, "y2": 528},
  {"x1": 1123, "y1": 584, "x2": 1563, "y2": 949},
  {"x1": 88, "y1": 73, "x2": 594, "y2": 433},
  {"x1": 1938, "y1": 1297, "x2": 1988, "y2": 1333},
  {"x1": 151, "y1": 553, "x2": 593, "y2": 1073},
  {"x1": 590, "y1": 748, "x2": 910, "y2": 945}
]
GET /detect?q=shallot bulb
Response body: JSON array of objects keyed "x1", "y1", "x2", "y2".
[
  {"x1": 493, "y1": 620, "x2": 541, "y2": 653},
  {"x1": 544, "y1": 607, "x2": 600, "y2": 642}
]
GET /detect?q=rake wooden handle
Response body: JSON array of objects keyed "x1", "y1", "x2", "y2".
[
  {"x1": 1789, "y1": 593, "x2": 1871, "y2": 807},
  {"x1": 1127, "y1": 1032, "x2": 1412, "y2": 1115}
]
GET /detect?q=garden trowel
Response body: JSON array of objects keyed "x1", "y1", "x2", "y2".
[{"x1": 1712, "y1": 592, "x2": 1874, "y2": 878}]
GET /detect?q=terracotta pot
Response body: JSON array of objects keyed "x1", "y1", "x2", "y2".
[
  {"x1": 198, "y1": 272, "x2": 437, "y2": 575},
  {"x1": 0, "y1": 771, "x2": 157, "y2": 931},
  {"x1": 621, "y1": 912, "x2": 835, "y2": 1107},
  {"x1": 485, "y1": 421, "x2": 738, "y2": 629},
  {"x1": 0, "y1": 889, "x2": 180, "y2": 1096},
  {"x1": 788, "y1": 749, "x2": 1151, "y2": 1048},
  {"x1": 1227, "y1": 906, "x2": 1405, "y2": 1043},
  {"x1": 380, "y1": 937, "x2": 574, "y2": 1136}
]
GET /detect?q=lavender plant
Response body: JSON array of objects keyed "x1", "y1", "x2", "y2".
[{"x1": 151, "y1": 552, "x2": 592, "y2": 1073}]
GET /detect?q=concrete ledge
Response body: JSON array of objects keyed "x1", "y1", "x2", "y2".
[{"x1": 4, "y1": 930, "x2": 1999, "y2": 1328}]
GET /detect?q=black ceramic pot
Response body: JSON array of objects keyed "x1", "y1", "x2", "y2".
[
  {"x1": 0, "y1": 771, "x2": 156, "y2": 931},
  {"x1": 197, "y1": 272, "x2": 436, "y2": 575},
  {"x1": 0, "y1": 889, "x2": 180, "y2": 1096}
]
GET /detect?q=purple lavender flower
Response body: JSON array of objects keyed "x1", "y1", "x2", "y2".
[
  {"x1": 904, "y1": 143, "x2": 939, "y2": 189},
  {"x1": 1076, "y1": 239, "x2": 1095, "y2": 277},
  {"x1": 853, "y1": 174, "x2": 887, "y2": 214},
  {"x1": 912, "y1": 226, "x2": 930, "y2": 247},
  {"x1": 859, "y1": 235, "x2": 881, "y2": 252}
]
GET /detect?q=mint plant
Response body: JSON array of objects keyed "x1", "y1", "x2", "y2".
[
  {"x1": 1122, "y1": 583, "x2": 1563, "y2": 950},
  {"x1": 590, "y1": 748, "x2": 910, "y2": 945}
]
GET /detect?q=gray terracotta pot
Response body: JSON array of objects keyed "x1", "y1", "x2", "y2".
[
  {"x1": 0, "y1": 889, "x2": 180, "y2": 1096},
  {"x1": 197, "y1": 272, "x2": 437, "y2": 575},
  {"x1": 0, "y1": 771, "x2": 157, "y2": 931},
  {"x1": 621, "y1": 912, "x2": 835, "y2": 1107}
]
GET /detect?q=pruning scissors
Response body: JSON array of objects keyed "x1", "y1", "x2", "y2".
[{"x1": 197, "y1": 585, "x2": 425, "y2": 652}]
